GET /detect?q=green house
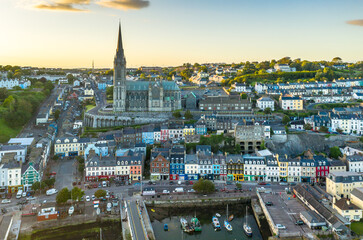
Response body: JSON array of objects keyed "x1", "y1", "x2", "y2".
[{"x1": 21, "y1": 162, "x2": 40, "y2": 192}]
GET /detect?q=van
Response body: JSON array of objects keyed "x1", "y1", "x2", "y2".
[
  {"x1": 46, "y1": 188, "x2": 58, "y2": 196},
  {"x1": 16, "y1": 190, "x2": 23, "y2": 199}
]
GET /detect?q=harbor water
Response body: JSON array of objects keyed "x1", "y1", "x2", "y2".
[{"x1": 148, "y1": 204, "x2": 267, "y2": 240}]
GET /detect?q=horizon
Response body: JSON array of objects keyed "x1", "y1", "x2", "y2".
[{"x1": 1, "y1": 0, "x2": 363, "y2": 68}]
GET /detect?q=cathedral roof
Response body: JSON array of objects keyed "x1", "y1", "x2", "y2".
[{"x1": 125, "y1": 80, "x2": 180, "y2": 91}]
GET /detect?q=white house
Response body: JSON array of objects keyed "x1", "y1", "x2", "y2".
[
  {"x1": 0, "y1": 145, "x2": 27, "y2": 163},
  {"x1": 347, "y1": 155, "x2": 363, "y2": 173},
  {"x1": 256, "y1": 97, "x2": 274, "y2": 111},
  {"x1": 274, "y1": 64, "x2": 296, "y2": 72}
]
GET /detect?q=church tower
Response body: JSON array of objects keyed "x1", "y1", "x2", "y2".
[{"x1": 113, "y1": 22, "x2": 127, "y2": 112}]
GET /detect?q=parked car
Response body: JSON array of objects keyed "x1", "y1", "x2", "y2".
[
  {"x1": 46, "y1": 188, "x2": 58, "y2": 196},
  {"x1": 1, "y1": 199, "x2": 11, "y2": 204},
  {"x1": 86, "y1": 196, "x2": 91, "y2": 202},
  {"x1": 279, "y1": 182, "x2": 288, "y2": 186},
  {"x1": 276, "y1": 224, "x2": 286, "y2": 229},
  {"x1": 106, "y1": 202, "x2": 112, "y2": 212},
  {"x1": 112, "y1": 200, "x2": 119, "y2": 207},
  {"x1": 162, "y1": 190, "x2": 170, "y2": 194},
  {"x1": 91, "y1": 195, "x2": 96, "y2": 201},
  {"x1": 258, "y1": 182, "x2": 267, "y2": 185},
  {"x1": 295, "y1": 220, "x2": 304, "y2": 225},
  {"x1": 187, "y1": 189, "x2": 196, "y2": 193},
  {"x1": 26, "y1": 196, "x2": 36, "y2": 201},
  {"x1": 22, "y1": 192, "x2": 27, "y2": 197},
  {"x1": 265, "y1": 202, "x2": 273, "y2": 206},
  {"x1": 169, "y1": 181, "x2": 174, "y2": 185}
]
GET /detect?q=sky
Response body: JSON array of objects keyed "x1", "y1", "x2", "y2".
[{"x1": 0, "y1": 0, "x2": 363, "y2": 68}]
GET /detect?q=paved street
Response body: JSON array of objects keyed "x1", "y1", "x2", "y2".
[
  {"x1": 127, "y1": 201, "x2": 147, "y2": 240},
  {"x1": 53, "y1": 158, "x2": 77, "y2": 190}
]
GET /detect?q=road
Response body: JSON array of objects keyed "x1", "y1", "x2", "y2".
[{"x1": 127, "y1": 201, "x2": 147, "y2": 240}]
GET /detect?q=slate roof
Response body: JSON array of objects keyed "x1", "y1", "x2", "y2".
[
  {"x1": 334, "y1": 198, "x2": 360, "y2": 210},
  {"x1": 351, "y1": 188, "x2": 363, "y2": 201},
  {"x1": 126, "y1": 80, "x2": 179, "y2": 91}
]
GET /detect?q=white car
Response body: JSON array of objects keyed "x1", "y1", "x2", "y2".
[
  {"x1": 26, "y1": 196, "x2": 36, "y2": 201},
  {"x1": 1, "y1": 199, "x2": 11, "y2": 204},
  {"x1": 187, "y1": 189, "x2": 196, "y2": 193},
  {"x1": 22, "y1": 192, "x2": 27, "y2": 197},
  {"x1": 91, "y1": 195, "x2": 96, "y2": 201},
  {"x1": 276, "y1": 224, "x2": 286, "y2": 230},
  {"x1": 279, "y1": 182, "x2": 288, "y2": 186},
  {"x1": 162, "y1": 190, "x2": 170, "y2": 194},
  {"x1": 86, "y1": 196, "x2": 91, "y2": 202}
]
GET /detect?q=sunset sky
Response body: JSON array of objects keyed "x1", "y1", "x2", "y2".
[{"x1": 0, "y1": 0, "x2": 363, "y2": 68}]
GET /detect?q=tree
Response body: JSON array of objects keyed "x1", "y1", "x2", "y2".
[
  {"x1": 31, "y1": 181, "x2": 40, "y2": 192},
  {"x1": 3, "y1": 95, "x2": 15, "y2": 110},
  {"x1": 263, "y1": 107, "x2": 272, "y2": 115},
  {"x1": 71, "y1": 187, "x2": 85, "y2": 201},
  {"x1": 172, "y1": 111, "x2": 182, "y2": 119},
  {"x1": 94, "y1": 189, "x2": 106, "y2": 199},
  {"x1": 319, "y1": 126, "x2": 329, "y2": 133},
  {"x1": 329, "y1": 146, "x2": 342, "y2": 159},
  {"x1": 54, "y1": 109, "x2": 61, "y2": 121},
  {"x1": 282, "y1": 115, "x2": 290, "y2": 125},
  {"x1": 192, "y1": 179, "x2": 215, "y2": 194},
  {"x1": 40, "y1": 181, "x2": 47, "y2": 190},
  {"x1": 56, "y1": 188, "x2": 71, "y2": 204},
  {"x1": 0, "y1": 87, "x2": 8, "y2": 101},
  {"x1": 303, "y1": 123, "x2": 312, "y2": 130},
  {"x1": 44, "y1": 178, "x2": 55, "y2": 188},
  {"x1": 66, "y1": 74, "x2": 76, "y2": 84},
  {"x1": 241, "y1": 93, "x2": 248, "y2": 99},
  {"x1": 184, "y1": 110, "x2": 193, "y2": 120}
]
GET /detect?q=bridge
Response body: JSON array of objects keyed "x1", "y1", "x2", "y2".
[{"x1": 126, "y1": 200, "x2": 148, "y2": 240}]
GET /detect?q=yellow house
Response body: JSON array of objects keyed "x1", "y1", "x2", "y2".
[
  {"x1": 333, "y1": 198, "x2": 363, "y2": 221},
  {"x1": 183, "y1": 125, "x2": 195, "y2": 137},
  {"x1": 326, "y1": 172, "x2": 363, "y2": 200},
  {"x1": 277, "y1": 154, "x2": 288, "y2": 182},
  {"x1": 351, "y1": 188, "x2": 363, "y2": 210},
  {"x1": 279, "y1": 95, "x2": 303, "y2": 110}
]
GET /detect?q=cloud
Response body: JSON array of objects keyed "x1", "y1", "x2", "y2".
[
  {"x1": 34, "y1": 0, "x2": 90, "y2": 11},
  {"x1": 98, "y1": 0, "x2": 149, "y2": 10},
  {"x1": 346, "y1": 19, "x2": 363, "y2": 27}
]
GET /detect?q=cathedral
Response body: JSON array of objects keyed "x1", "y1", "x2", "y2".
[{"x1": 113, "y1": 23, "x2": 181, "y2": 112}]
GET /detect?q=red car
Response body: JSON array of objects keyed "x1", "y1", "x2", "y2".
[{"x1": 258, "y1": 182, "x2": 267, "y2": 185}]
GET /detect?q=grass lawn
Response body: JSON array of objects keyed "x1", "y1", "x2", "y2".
[
  {"x1": 0, "y1": 118, "x2": 22, "y2": 143},
  {"x1": 106, "y1": 99, "x2": 113, "y2": 103},
  {"x1": 351, "y1": 221, "x2": 363, "y2": 235},
  {"x1": 85, "y1": 104, "x2": 96, "y2": 112}
]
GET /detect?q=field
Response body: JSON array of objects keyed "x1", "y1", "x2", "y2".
[
  {"x1": 351, "y1": 221, "x2": 363, "y2": 235},
  {"x1": 0, "y1": 118, "x2": 22, "y2": 143}
]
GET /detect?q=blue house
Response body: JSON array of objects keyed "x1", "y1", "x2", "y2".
[
  {"x1": 195, "y1": 119, "x2": 207, "y2": 135},
  {"x1": 84, "y1": 142, "x2": 109, "y2": 159},
  {"x1": 141, "y1": 125, "x2": 155, "y2": 145},
  {"x1": 169, "y1": 145, "x2": 185, "y2": 181}
]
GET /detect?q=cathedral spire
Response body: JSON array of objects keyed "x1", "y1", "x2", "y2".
[{"x1": 117, "y1": 21, "x2": 123, "y2": 53}]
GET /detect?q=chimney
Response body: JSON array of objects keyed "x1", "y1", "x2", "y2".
[
  {"x1": 347, "y1": 199, "x2": 350, "y2": 205},
  {"x1": 333, "y1": 196, "x2": 336, "y2": 204}
]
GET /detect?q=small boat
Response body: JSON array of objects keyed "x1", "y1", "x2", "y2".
[
  {"x1": 215, "y1": 213, "x2": 221, "y2": 218},
  {"x1": 164, "y1": 224, "x2": 168, "y2": 231},
  {"x1": 243, "y1": 223, "x2": 252, "y2": 237},
  {"x1": 151, "y1": 209, "x2": 155, "y2": 212},
  {"x1": 228, "y1": 214, "x2": 234, "y2": 221},
  {"x1": 224, "y1": 220, "x2": 232, "y2": 231},
  {"x1": 180, "y1": 218, "x2": 194, "y2": 233},
  {"x1": 191, "y1": 217, "x2": 202, "y2": 232},
  {"x1": 68, "y1": 206, "x2": 74, "y2": 215},
  {"x1": 212, "y1": 216, "x2": 221, "y2": 231},
  {"x1": 243, "y1": 205, "x2": 253, "y2": 237}
]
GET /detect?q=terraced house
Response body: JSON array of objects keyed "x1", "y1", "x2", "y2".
[
  {"x1": 243, "y1": 155, "x2": 266, "y2": 181},
  {"x1": 21, "y1": 162, "x2": 40, "y2": 192},
  {"x1": 54, "y1": 137, "x2": 90, "y2": 157},
  {"x1": 226, "y1": 154, "x2": 244, "y2": 182}
]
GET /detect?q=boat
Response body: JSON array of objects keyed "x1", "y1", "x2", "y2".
[
  {"x1": 224, "y1": 220, "x2": 232, "y2": 231},
  {"x1": 212, "y1": 216, "x2": 221, "y2": 231},
  {"x1": 224, "y1": 204, "x2": 232, "y2": 231},
  {"x1": 190, "y1": 217, "x2": 202, "y2": 232},
  {"x1": 243, "y1": 206, "x2": 253, "y2": 237},
  {"x1": 68, "y1": 206, "x2": 74, "y2": 215},
  {"x1": 228, "y1": 214, "x2": 234, "y2": 221},
  {"x1": 215, "y1": 213, "x2": 221, "y2": 218},
  {"x1": 180, "y1": 218, "x2": 194, "y2": 233},
  {"x1": 164, "y1": 224, "x2": 168, "y2": 231}
]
